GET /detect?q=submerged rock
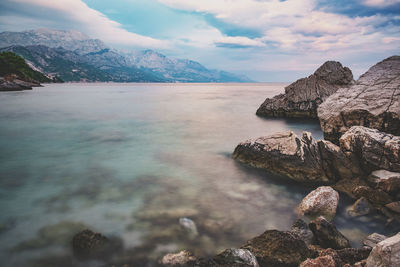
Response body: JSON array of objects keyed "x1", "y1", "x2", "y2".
[
  {"x1": 385, "y1": 202, "x2": 400, "y2": 214},
  {"x1": 309, "y1": 216, "x2": 350, "y2": 249},
  {"x1": 240, "y1": 230, "x2": 315, "y2": 267},
  {"x1": 291, "y1": 219, "x2": 314, "y2": 245},
  {"x1": 352, "y1": 186, "x2": 392, "y2": 206},
  {"x1": 363, "y1": 233, "x2": 387, "y2": 249},
  {"x1": 212, "y1": 248, "x2": 259, "y2": 267},
  {"x1": 318, "y1": 56, "x2": 400, "y2": 143},
  {"x1": 257, "y1": 61, "x2": 353, "y2": 118},
  {"x1": 298, "y1": 186, "x2": 339, "y2": 220},
  {"x1": 366, "y1": 232, "x2": 400, "y2": 267},
  {"x1": 159, "y1": 250, "x2": 197, "y2": 267},
  {"x1": 72, "y1": 229, "x2": 115, "y2": 260},
  {"x1": 179, "y1": 217, "x2": 198, "y2": 238},
  {"x1": 347, "y1": 197, "x2": 372, "y2": 217}
]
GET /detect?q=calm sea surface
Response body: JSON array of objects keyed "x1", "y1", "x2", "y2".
[{"x1": 0, "y1": 83, "x2": 387, "y2": 266}]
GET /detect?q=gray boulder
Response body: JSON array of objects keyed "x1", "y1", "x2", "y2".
[
  {"x1": 212, "y1": 248, "x2": 259, "y2": 267},
  {"x1": 363, "y1": 233, "x2": 388, "y2": 249},
  {"x1": 297, "y1": 186, "x2": 339, "y2": 220},
  {"x1": 257, "y1": 61, "x2": 353, "y2": 118},
  {"x1": 318, "y1": 56, "x2": 400, "y2": 143},
  {"x1": 366, "y1": 232, "x2": 400, "y2": 267}
]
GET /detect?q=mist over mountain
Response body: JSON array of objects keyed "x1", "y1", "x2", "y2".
[{"x1": 0, "y1": 29, "x2": 253, "y2": 83}]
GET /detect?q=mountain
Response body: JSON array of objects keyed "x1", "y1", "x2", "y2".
[{"x1": 0, "y1": 29, "x2": 253, "y2": 83}]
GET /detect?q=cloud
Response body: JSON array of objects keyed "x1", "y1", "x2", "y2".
[
  {"x1": 361, "y1": 0, "x2": 400, "y2": 7},
  {"x1": 215, "y1": 36, "x2": 266, "y2": 48},
  {"x1": 4, "y1": 0, "x2": 168, "y2": 48}
]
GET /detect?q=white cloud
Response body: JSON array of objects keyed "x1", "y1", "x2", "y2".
[
  {"x1": 215, "y1": 36, "x2": 266, "y2": 47},
  {"x1": 361, "y1": 0, "x2": 400, "y2": 7},
  {"x1": 158, "y1": 0, "x2": 400, "y2": 53},
  {"x1": 11, "y1": 0, "x2": 168, "y2": 48}
]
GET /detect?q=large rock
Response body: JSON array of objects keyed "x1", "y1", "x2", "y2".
[
  {"x1": 318, "y1": 56, "x2": 400, "y2": 143},
  {"x1": 257, "y1": 61, "x2": 353, "y2": 118},
  {"x1": 309, "y1": 216, "x2": 351, "y2": 249},
  {"x1": 368, "y1": 170, "x2": 400, "y2": 196},
  {"x1": 340, "y1": 126, "x2": 400, "y2": 173},
  {"x1": 241, "y1": 230, "x2": 315, "y2": 267},
  {"x1": 363, "y1": 233, "x2": 387, "y2": 249},
  {"x1": 366, "y1": 232, "x2": 400, "y2": 267},
  {"x1": 291, "y1": 219, "x2": 314, "y2": 245},
  {"x1": 298, "y1": 186, "x2": 339, "y2": 220}
]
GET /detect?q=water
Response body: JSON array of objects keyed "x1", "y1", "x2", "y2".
[{"x1": 0, "y1": 83, "x2": 387, "y2": 266}]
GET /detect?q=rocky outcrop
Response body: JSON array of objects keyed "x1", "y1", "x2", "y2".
[
  {"x1": 256, "y1": 61, "x2": 353, "y2": 118},
  {"x1": 301, "y1": 247, "x2": 371, "y2": 267},
  {"x1": 0, "y1": 77, "x2": 36, "y2": 91},
  {"x1": 233, "y1": 131, "x2": 359, "y2": 183},
  {"x1": 340, "y1": 126, "x2": 400, "y2": 174},
  {"x1": 241, "y1": 230, "x2": 315, "y2": 267},
  {"x1": 363, "y1": 233, "x2": 387, "y2": 249},
  {"x1": 309, "y1": 216, "x2": 351, "y2": 249},
  {"x1": 318, "y1": 56, "x2": 400, "y2": 143},
  {"x1": 297, "y1": 186, "x2": 339, "y2": 220},
  {"x1": 366, "y1": 232, "x2": 400, "y2": 267},
  {"x1": 368, "y1": 170, "x2": 400, "y2": 197}
]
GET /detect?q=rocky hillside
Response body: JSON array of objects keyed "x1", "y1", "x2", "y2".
[
  {"x1": 318, "y1": 56, "x2": 400, "y2": 143},
  {"x1": 256, "y1": 61, "x2": 354, "y2": 118},
  {"x1": 0, "y1": 29, "x2": 252, "y2": 83},
  {"x1": 0, "y1": 51, "x2": 60, "y2": 91}
]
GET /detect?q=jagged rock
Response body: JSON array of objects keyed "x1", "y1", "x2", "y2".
[
  {"x1": 179, "y1": 217, "x2": 198, "y2": 237},
  {"x1": 368, "y1": 170, "x2": 400, "y2": 196},
  {"x1": 363, "y1": 233, "x2": 387, "y2": 249},
  {"x1": 340, "y1": 126, "x2": 400, "y2": 173},
  {"x1": 300, "y1": 255, "x2": 336, "y2": 267},
  {"x1": 366, "y1": 232, "x2": 400, "y2": 267},
  {"x1": 352, "y1": 186, "x2": 392, "y2": 206},
  {"x1": 159, "y1": 250, "x2": 197, "y2": 266},
  {"x1": 212, "y1": 248, "x2": 259, "y2": 267},
  {"x1": 313, "y1": 247, "x2": 371, "y2": 266},
  {"x1": 309, "y1": 216, "x2": 351, "y2": 249},
  {"x1": 291, "y1": 219, "x2": 314, "y2": 245},
  {"x1": 298, "y1": 186, "x2": 339, "y2": 220},
  {"x1": 318, "y1": 56, "x2": 400, "y2": 143},
  {"x1": 385, "y1": 202, "x2": 400, "y2": 214},
  {"x1": 257, "y1": 61, "x2": 353, "y2": 118},
  {"x1": 241, "y1": 230, "x2": 315, "y2": 267},
  {"x1": 233, "y1": 131, "x2": 330, "y2": 182},
  {"x1": 347, "y1": 197, "x2": 372, "y2": 217}
]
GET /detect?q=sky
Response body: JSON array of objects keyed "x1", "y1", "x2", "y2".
[{"x1": 0, "y1": 0, "x2": 399, "y2": 81}]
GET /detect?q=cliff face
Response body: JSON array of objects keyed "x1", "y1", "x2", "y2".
[
  {"x1": 256, "y1": 61, "x2": 354, "y2": 118},
  {"x1": 318, "y1": 56, "x2": 400, "y2": 144}
]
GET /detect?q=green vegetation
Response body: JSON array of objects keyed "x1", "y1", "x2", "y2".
[{"x1": 0, "y1": 51, "x2": 52, "y2": 83}]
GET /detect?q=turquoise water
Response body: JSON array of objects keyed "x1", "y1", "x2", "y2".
[{"x1": 0, "y1": 83, "x2": 386, "y2": 266}]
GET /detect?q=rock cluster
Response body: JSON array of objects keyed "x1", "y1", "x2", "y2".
[
  {"x1": 318, "y1": 56, "x2": 400, "y2": 143},
  {"x1": 256, "y1": 61, "x2": 353, "y2": 118}
]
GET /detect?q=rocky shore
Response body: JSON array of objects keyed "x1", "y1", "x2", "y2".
[
  {"x1": 0, "y1": 76, "x2": 41, "y2": 91},
  {"x1": 155, "y1": 55, "x2": 400, "y2": 266}
]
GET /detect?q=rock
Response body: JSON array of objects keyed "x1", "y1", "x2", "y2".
[
  {"x1": 72, "y1": 229, "x2": 111, "y2": 260},
  {"x1": 257, "y1": 61, "x2": 353, "y2": 118},
  {"x1": 212, "y1": 248, "x2": 259, "y2": 267},
  {"x1": 298, "y1": 186, "x2": 339, "y2": 220},
  {"x1": 309, "y1": 216, "x2": 351, "y2": 249},
  {"x1": 366, "y1": 232, "x2": 400, "y2": 267},
  {"x1": 179, "y1": 218, "x2": 198, "y2": 237},
  {"x1": 233, "y1": 131, "x2": 330, "y2": 183},
  {"x1": 347, "y1": 197, "x2": 372, "y2": 217},
  {"x1": 340, "y1": 126, "x2": 400, "y2": 173},
  {"x1": 291, "y1": 219, "x2": 314, "y2": 245},
  {"x1": 318, "y1": 56, "x2": 400, "y2": 143},
  {"x1": 352, "y1": 186, "x2": 392, "y2": 206},
  {"x1": 385, "y1": 202, "x2": 400, "y2": 214},
  {"x1": 368, "y1": 170, "x2": 400, "y2": 196},
  {"x1": 159, "y1": 250, "x2": 197, "y2": 266},
  {"x1": 241, "y1": 230, "x2": 315, "y2": 267},
  {"x1": 363, "y1": 233, "x2": 387, "y2": 249},
  {"x1": 314, "y1": 247, "x2": 371, "y2": 266},
  {"x1": 300, "y1": 255, "x2": 336, "y2": 267},
  {"x1": 233, "y1": 130, "x2": 360, "y2": 183},
  {"x1": 0, "y1": 77, "x2": 33, "y2": 91}
]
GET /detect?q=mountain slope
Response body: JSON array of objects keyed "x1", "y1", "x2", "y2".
[{"x1": 0, "y1": 29, "x2": 253, "y2": 83}]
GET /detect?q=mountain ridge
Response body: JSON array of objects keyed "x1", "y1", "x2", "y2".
[{"x1": 0, "y1": 29, "x2": 253, "y2": 83}]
